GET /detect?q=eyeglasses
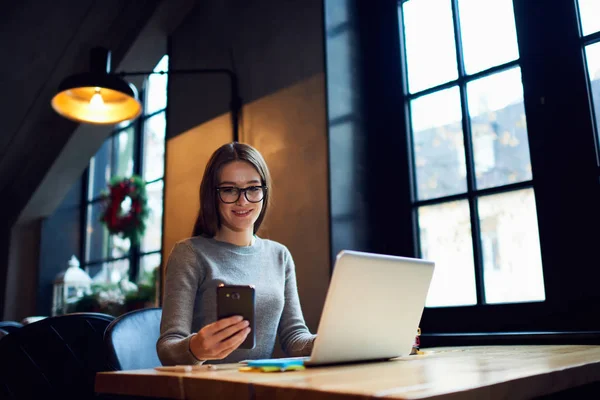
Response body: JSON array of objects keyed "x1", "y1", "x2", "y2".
[{"x1": 216, "y1": 186, "x2": 267, "y2": 204}]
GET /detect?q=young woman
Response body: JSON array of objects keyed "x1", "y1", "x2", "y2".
[{"x1": 157, "y1": 142, "x2": 315, "y2": 365}]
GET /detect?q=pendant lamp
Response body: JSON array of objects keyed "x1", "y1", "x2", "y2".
[{"x1": 51, "y1": 47, "x2": 142, "y2": 125}]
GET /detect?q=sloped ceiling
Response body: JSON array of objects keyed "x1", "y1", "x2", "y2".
[
  {"x1": 0, "y1": 0, "x2": 197, "y2": 320},
  {"x1": 0, "y1": 0, "x2": 172, "y2": 228}
]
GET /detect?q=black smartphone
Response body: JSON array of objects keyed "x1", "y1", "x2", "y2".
[{"x1": 216, "y1": 284, "x2": 256, "y2": 349}]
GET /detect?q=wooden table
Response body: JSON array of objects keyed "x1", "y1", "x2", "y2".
[{"x1": 95, "y1": 345, "x2": 600, "y2": 399}]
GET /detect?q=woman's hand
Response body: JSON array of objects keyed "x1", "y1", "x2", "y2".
[{"x1": 189, "y1": 315, "x2": 251, "y2": 360}]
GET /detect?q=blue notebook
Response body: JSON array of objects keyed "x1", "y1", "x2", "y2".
[{"x1": 246, "y1": 358, "x2": 305, "y2": 368}]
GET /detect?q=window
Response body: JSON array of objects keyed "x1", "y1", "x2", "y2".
[
  {"x1": 400, "y1": 0, "x2": 545, "y2": 307},
  {"x1": 577, "y1": 0, "x2": 600, "y2": 167},
  {"x1": 83, "y1": 55, "x2": 168, "y2": 286}
]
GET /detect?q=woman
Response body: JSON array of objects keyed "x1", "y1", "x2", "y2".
[{"x1": 157, "y1": 142, "x2": 315, "y2": 365}]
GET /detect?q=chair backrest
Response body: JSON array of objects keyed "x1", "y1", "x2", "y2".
[
  {"x1": 0, "y1": 312, "x2": 114, "y2": 400},
  {"x1": 0, "y1": 321, "x2": 23, "y2": 334},
  {"x1": 104, "y1": 307, "x2": 162, "y2": 370}
]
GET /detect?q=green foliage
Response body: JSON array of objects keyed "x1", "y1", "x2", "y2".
[{"x1": 70, "y1": 269, "x2": 158, "y2": 317}]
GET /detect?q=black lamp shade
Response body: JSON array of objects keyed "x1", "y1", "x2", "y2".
[{"x1": 51, "y1": 72, "x2": 142, "y2": 125}]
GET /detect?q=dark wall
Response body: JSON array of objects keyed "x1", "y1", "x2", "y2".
[
  {"x1": 167, "y1": 0, "x2": 326, "y2": 140},
  {"x1": 324, "y1": 0, "x2": 415, "y2": 264},
  {"x1": 36, "y1": 177, "x2": 83, "y2": 316},
  {"x1": 324, "y1": 0, "x2": 368, "y2": 264},
  {"x1": 0, "y1": 229, "x2": 10, "y2": 320},
  {"x1": 5, "y1": 222, "x2": 42, "y2": 320},
  {"x1": 164, "y1": 0, "x2": 330, "y2": 337}
]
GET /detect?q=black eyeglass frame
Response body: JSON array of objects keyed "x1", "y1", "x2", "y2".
[{"x1": 216, "y1": 185, "x2": 268, "y2": 204}]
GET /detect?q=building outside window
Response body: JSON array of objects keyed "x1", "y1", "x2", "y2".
[
  {"x1": 578, "y1": 0, "x2": 600, "y2": 170},
  {"x1": 400, "y1": 0, "x2": 544, "y2": 308}
]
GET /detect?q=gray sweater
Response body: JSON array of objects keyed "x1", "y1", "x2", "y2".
[{"x1": 157, "y1": 236, "x2": 316, "y2": 365}]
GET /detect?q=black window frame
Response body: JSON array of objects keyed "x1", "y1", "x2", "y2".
[
  {"x1": 401, "y1": 0, "x2": 535, "y2": 307},
  {"x1": 394, "y1": 0, "x2": 600, "y2": 334}
]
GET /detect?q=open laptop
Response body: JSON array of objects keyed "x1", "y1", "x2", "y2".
[{"x1": 301, "y1": 249, "x2": 435, "y2": 366}]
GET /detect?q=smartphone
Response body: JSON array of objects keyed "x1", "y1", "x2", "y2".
[{"x1": 216, "y1": 284, "x2": 256, "y2": 349}]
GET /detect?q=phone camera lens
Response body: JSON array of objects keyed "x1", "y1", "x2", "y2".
[{"x1": 231, "y1": 292, "x2": 241, "y2": 300}]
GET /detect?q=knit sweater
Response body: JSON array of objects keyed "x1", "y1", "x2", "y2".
[{"x1": 156, "y1": 236, "x2": 316, "y2": 365}]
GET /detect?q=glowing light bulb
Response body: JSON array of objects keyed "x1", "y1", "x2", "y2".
[{"x1": 89, "y1": 88, "x2": 104, "y2": 109}]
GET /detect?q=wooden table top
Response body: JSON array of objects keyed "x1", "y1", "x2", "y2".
[{"x1": 95, "y1": 345, "x2": 600, "y2": 399}]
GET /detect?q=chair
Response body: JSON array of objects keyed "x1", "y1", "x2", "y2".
[
  {"x1": 0, "y1": 329, "x2": 8, "y2": 340},
  {"x1": 0, "y1": 321, "x2": 23, "y2": 334},
  {"x1": 20, "y1": 316, "x2": 47, "y2": 325},
  {"x1": 0, "y1": 312, "x2": 114, "y2": 400},
  {"x1": 104, "y1": 307, "x2": 162, "y2": 370}
]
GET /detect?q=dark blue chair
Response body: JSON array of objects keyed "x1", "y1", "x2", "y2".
[
  {"x1": 104, "y1": 307, "x2": 162, "y2": 370},
  {"x1": 0, "y1": 312, "x2": 114, "y2": 399},
  {"x1": 0, "y1": 321, "x2": 22, "y2": 334}
]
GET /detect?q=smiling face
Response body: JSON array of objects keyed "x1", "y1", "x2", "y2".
[{"x1": 216, "y1": 161, "x2": 264, "y2": 236}]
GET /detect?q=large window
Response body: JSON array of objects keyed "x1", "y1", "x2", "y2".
[
  {"x1": 400, "y1": 0, "x2": 544, "y2": 308},
  {"x1": 83, "y1": 55, "x2": 168, "y2": 285},
  {"x1": 578, "y1": 0, "x2": 600, "y2": 168}
]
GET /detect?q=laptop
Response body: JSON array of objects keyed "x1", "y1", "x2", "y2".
[{"x1": 301, "y1": 249, "x2": 435, "y2": 366}]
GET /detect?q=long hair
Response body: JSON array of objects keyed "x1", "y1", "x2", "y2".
[{"x1": 192, "y1": 142, "x2": 271, "y2": 237}]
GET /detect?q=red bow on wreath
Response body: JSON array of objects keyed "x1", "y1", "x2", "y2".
[{"x1": 99, "y1": 176, "x2": 149, "y2": 245}]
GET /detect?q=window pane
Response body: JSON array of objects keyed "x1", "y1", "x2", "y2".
[
  {"x1": 411, "y1": 87, "x2": 467, "y2": 200},
  {"x1": 89, "y1": 259, "x2": 130, "y2": 284},
  {"x1": 578, "y1": 0, "x2": 600, "y2": 37},
  {"x1": 145, "y1": 55, "x2": 169, "y2": 115},
  {"x1": 585, "y1": 42, "x2": 600, "y2": 162},
  {"x1": 142, "y1": 113, "x2": 166, "y2": 182},
  {"x1": 88, "y1": 138, "x2": 112, "y2": 200},
  {"x1": 467, "y1": 68, "x2": 532, "y2": 189},
  {"x1": 419, "y1": 200, "x2": 477, "y2": 307},
  {"x1": 139, "y1": 253, "x2": 161, "y2": 285},
  {"x1": 479, "y1": 189, "x2": 545, "y2": 304},
  {"x1": 141, "y1": 180, "x2": 164, "y2": 253},
  {"x1": 116, "y1": 120, "x2": 133, "y2": 130},
  {"x1": 402, "y1": 0, "x2": 458, "y2": 93},
  {"x1": 114, "y1": 127, "x2": 135, "y2": 178},
  {"x1": 458, "y1": 0, "x2": 519, "y2": 75},
  {"x1": 109, "y1": 235, "x2": 130, "y2": 259},
  {"x1": 86, "y1": 203, "x2": 109, "y2": 262}
]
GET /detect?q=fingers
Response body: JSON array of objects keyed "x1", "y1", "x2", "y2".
[
  {"x1": 211, "y1": 320, "x2": 250, "y2": 344},
  {"x1": 213, "y1": 327, "x2": 251, "y2": 359},
  {"x1": 205, "y1": 315, "x2": 243, "y2": 335},
  {"x1": 193, "y1": 316, "x2": 251, "y2": 360},
  {"x1": 199, "y1": 316, "x2": 247, "y2": 349}
]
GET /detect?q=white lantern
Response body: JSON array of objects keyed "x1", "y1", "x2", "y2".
[{"x1": 52, "y1": 255, "x2": 92, "y2": 316}]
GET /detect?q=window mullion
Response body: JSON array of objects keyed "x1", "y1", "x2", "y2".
[
  {"x1": 451, "y1": 0, "x2": 485, "y2": 305},
  {"x1": 451, "y1": 0, "x2": 466, "y2": 78},
  {"x1": 80, "y1": 167, "x2": 90, "y2": 266},
  {"x1": 582, "y1": 29, "x2": 600, "y2": 45},
  {"x1": 128, "y1": 91, "x2": 146, "y2": 282}
]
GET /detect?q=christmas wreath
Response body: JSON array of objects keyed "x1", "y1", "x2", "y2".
[{"x1": 100, "y1": 176, "x2": 149, "y2": 244}]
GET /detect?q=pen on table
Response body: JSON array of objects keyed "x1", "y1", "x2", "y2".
[
  {"x1": 155, "y1": 365, "x2": 207, "y2": 372},
  {"x1": 155, "y1": 364, "x2": 238, "y2": 372}
]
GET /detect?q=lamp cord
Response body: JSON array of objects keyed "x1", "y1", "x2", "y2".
[
  {"x1": 226, "y1": 0, "x2": 243, "y2": 142},
  {"x1": 228, "y1": 46, "x2": 244, "y2": 142}
]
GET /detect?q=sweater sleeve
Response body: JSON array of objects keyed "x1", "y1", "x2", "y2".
[
  {"x1": 156, "y1": 242, "x2": 205, "y2": 366},
  {"x1": 277, "y1": 248, "x2": 317, "y2": 357}
]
